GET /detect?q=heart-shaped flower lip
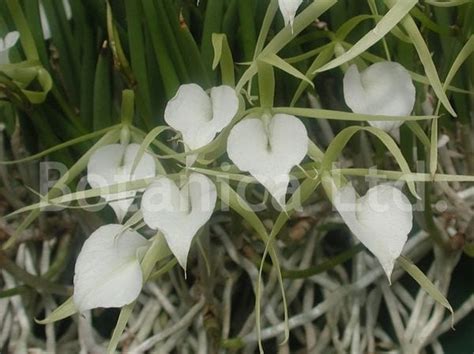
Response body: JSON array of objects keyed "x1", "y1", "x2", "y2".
[
  {"x1": 73, "y1": 224, "x2": 150, "y2": 312},
  {"x1": 164, "y1": 84, "x2": 239, "y2": 164},
  {"x1": 0, "y1": 31, "x2": 20, "y2": 65},
  {"x1": 87, "y1": 143, "x2": 156, "y2": 222},
  {"x1": 343, "y1": 62, "x2": 416, "y2": 133},
  {"x1": 227, "y1": 113, "x2": 308, "y2": 207},
  {"x1": 278, "y1": 0, "x2": 303, "y2": 28},
  {"x1": 332, "y1": 183, "x2": 413, "y2": 279},
  {"x1": 141, "y1": 172, "x2": 217, "y2": 269}
]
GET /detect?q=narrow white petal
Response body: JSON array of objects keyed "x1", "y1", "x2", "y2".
[
  {"x1": 87, "y1": 144, "x2": 156, "y2": 222},
  {"x1": 141, "y1": 173, "x2": 216, "y2": 269},
  {"x1": 73, "y1": 224, "x2": 149, "y2": 312},
  {"x1": 278, "y1": 0, "x2": 303, "y2": 27},
  {"x1": 164, "y1": 84, "x2": 238, "y2": 151},
  {"x1": 343, "y1": 62, "x2": 416, "y2": 133},
  {"x1": 227, "y1": 114, "x2": 308, "y2": 207},
  {"x1": 333, "y1": 184, "x2": 412, "y2": 279}
]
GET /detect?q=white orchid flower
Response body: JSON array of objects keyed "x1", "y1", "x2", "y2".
[
  {"x1": 87, "y1": 143, "x2": 156, "y2": 222},
  {"x1": 332, "y1": 183, "x2": 413, "y2": 279},
  {"x1": 343, "y1": 62, "x2": 416, "y2": 134},
  {"x1": 73, "y1": 224, "x2": 150, "y2": 312},
  {"x1": 227, "y1": 114, "x2": 308, "y2": 207},
  {"x1": 164, "y1": 83, "x2": 239, "y2": 166},
  {"x1": 278, "y1": 0, "x2": 303, "y2": 28},
  {"x1": 141, "y1": 172, "x2": 217, "y2": 269},
  {"x1": 40, "y1": 0, "x2": 72, "y2": 40},
  {"x1": 0, "y1": 31, "x2": 20, "y2": 65}
]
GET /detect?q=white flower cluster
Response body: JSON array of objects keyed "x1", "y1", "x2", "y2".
[
  {"x1": 75, "y1": 55, "x2": 416, "y2": 311},
  {"x1": 0, "y1": 0, "x2": 413, "y2": 311}
]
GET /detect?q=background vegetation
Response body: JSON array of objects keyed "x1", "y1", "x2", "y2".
[{"x1": 0, "y1": 0, "x2": 473, "y2": 353}]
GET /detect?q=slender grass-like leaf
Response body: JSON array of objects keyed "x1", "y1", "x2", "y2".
[
  {"x1": 425, "y1": 0, "x2": 472, "y2": 7},
  {"x1": 260, "y1": 53, "x2": 314, "y2": 87},
  {"x1": 315, "y1": 0, "x2": 417, "y2": 73},
  {"x1": 385, "y1": 0, "x2": 457, "y2": 117},
  {"x1": 201, "y1": 0, "x2": 224, "y2": 81},
  {"x1": 0, "y1": 125, "x2": 119, "y2": 165},
  {"x1": 2, "y1": 129, "x2": 121, "y2": 250},
  {"x1": 93, "y1": 43, "x2": 113, "y2": 130},
  {"x1": 273, "y1": 107, "x2": 438, "y2": 122},
  {"x1": 141, "y1": 0, "x2": 180, "y2": 98},
  {"x1": 336, "y1": 168, "x2": 474, "y2": 182},
  {"x1": 397, "y1": 256, "x2": 453, "y2": 317},
  {"x1": 216, "y1": 179, "x2": 290, "y2": 352},
  {"x1": 212, "y1": 33, "x2": 235, "y2": 86},
  {"x1": 36, "y1": 297, "x2": 76, "y2": 324}
]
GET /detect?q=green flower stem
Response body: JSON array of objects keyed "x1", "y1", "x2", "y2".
[
  {"x1": 120, "y1": 89, "x2": 135, "y2": 126},
  {"x1": 257, "y1": 60, "x2": 275, "y2": 109}
]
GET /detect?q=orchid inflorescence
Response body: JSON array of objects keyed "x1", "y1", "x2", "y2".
[
  {"x1": 2, "y1": 0, "x2": 466, "y2": 350},
  {"x1": 76, "y1": 56, "x2": 417, "y2": 310}
]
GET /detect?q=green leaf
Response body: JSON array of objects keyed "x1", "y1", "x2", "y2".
[
  {"x1": 6, "y1": 0, "x2": 39, "y2": 61},
  {"x1": 260, "y1": 53, "x2": 314, "y2": 87},
  {"x1": 2, "y1": 128, "x2": 121, "y2": 250},
  {"x1": 291, "y1": 44, "x2": 334, "y2": 106},
  {"x1": 236, "y1": 0, "x2": 337, "y2": 93},
  {"x1": 212, "y1": 33, "x2": 235, "y2": 86},
  {"x1": 397, "y1": 256, "x2": 454, "y2": 317},
  {"x1": 437, "y1": 35, "x2": 474, "y2": 112},
  {"x1": 36, "y1": 297, "x2": 77, "y2": 324},
  {"x1": 0, "y1": 62, "x2": 53, "y2": 103},
  {"x1": 336, "y1": 168, "x2": 474, "y2": 183},
  {"x1": 93, "y1": 44, "x2": 113, "y2": 131},
  {"x1": 315, "y1": 0, "x2": 418, "y2": 73},
  {"x1": 257, "y1": 60, "x2": 275, "y2": 109},
  {"x1": 425, "y1": 0, "x2": 473, "y2": 7},
  {"x1": 131, "y1": 125, "x2": 170, "y2": 176},
  {"x1": 0, "y1": 125, "x2": 119, "y2": 165},
  {"x1": 385, "y1": 0, "x2": 457, "y2": 117},
  {"x1": 273, "y1": 107, "x2": 438, "y2": 122},
  {"x1": 201, "y1": 0, "x2": 224, "y2": 81},
  {"x1": 141, "y1": 0, "x2": 180, "y2": 99}
]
